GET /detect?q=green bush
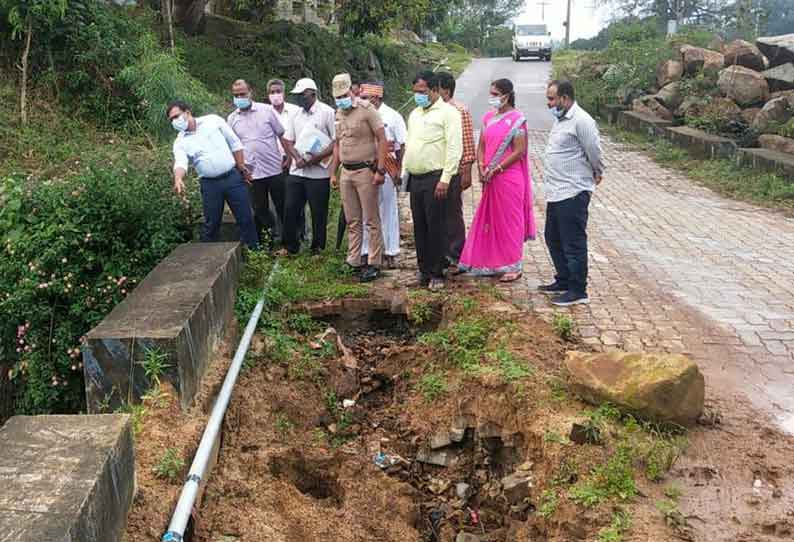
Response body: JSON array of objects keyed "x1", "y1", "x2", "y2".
[
  {"x1": 0, "y1": 159, "x2": 194, "y2": 414},
  {"x1": 118, "y1": 37, "x2": 221, "y2": 139}
]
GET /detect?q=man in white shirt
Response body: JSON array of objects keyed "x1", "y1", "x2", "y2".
[
  {"x1": 358, "y1": 81, "x2": 406, "y2": 267},
  {"x1": 168, "y1": 99, "x2": 259, "y2": 249},
  {"x1": 281, "y1": 78, "x2": 336, "y2": 255},
  {"x1": 265, "y1": 78, "x2": 303, "y2": 247}
]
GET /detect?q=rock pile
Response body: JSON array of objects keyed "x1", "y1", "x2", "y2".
[{"x1": 627, "y1": 34, "x2": 794, "y2": 154}]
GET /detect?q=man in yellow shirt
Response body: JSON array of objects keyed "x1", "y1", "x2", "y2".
[{"x1": 403, "y1": 70, "x2": 463, "y2": 290}]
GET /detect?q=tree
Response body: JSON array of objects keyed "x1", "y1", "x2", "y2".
[
  {"x1": 436, "y1": 0, "x2": 523, "y2": 50},
  {"x1": 0, "y1": 0, "x2": 68, "y2": 124},
  {"x1": 598, "y1": 0, "x2": 726, "y2": 26},
  {"x1": 338, "y1": 0, "x2": 430, "y2": 37}
]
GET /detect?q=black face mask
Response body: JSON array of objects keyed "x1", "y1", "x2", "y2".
[{"x1": 297, "y1": 94, "x2": 314, "y2": 111}]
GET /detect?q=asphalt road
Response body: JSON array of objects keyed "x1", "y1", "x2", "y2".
[{"x1": 454, "y1": 57, "x2": 554, "y2": 132}]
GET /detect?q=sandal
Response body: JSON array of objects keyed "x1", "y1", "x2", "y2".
[{"x1": 499, "y1": 272, "x2": 522, "y2": 283}]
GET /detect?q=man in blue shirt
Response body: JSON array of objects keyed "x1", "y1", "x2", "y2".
[{"x1": 168, "y1": 100, "x2": 259, "y2": 250}]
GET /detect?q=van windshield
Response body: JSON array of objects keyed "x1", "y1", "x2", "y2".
[{"x1": 515, "y1": 25, "x2": 547, "y2": 36}]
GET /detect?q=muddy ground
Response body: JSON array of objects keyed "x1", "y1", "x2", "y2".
[{"x1": 124, "y1": 286, "x2": 794, "y2": 542}]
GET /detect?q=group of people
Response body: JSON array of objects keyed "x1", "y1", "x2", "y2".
[{"x1": 167, "y1": 71, "x2": 603, "y2": 306}]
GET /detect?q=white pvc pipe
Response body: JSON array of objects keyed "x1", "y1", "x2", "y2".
[{"x1": 162, "y1": 294, "x2": 266, "y2": 542}]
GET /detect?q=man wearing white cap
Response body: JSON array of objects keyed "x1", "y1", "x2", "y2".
[
  {"x1": 280, "y1": 77, "x2": 336, "y2": 255},
  {"x1": 328, "y1": 73, "x2": 388, "y2": 282}
]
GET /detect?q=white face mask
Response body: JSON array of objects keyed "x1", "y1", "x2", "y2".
[
  {"x1": 488, "y1": 95, "x2": 503, "y2": 109},
  {"x1": 269, "y1": 92, "x2": 284, "y2": 106},
  {"x1": 172, "y1": 113, "x2": 188, "y2": 132}
]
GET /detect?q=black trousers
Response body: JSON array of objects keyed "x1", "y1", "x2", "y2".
[
  {"x1": 445, "y1": 174, "x2": 466, "y2": 265},
  {"x1": 544, "y1": 190, "x2": 591, "y2": 295},
  {"x1": 249, "y1": 172, "x2": 286, "y2": 247},
  {"x1": 409, "y1": 173, "x2": 447, "y2": 279},
  {"x1": 284, "y1": 175, "x2": 330, "y2": 254}
]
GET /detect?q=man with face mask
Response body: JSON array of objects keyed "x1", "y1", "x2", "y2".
[
  {"x1": 168, "y1": 99, "x2": 259, "y2": 250},
  {"x1": 280, "y1": 78, "x2": 336, "y2": 255},
  {"x1": 403, "y1": 70, "x2": 463, "y2": 290},
  {"x1": 358, "y1": 81, "x2": 406, "y2": 268},
  {"x1": 329, "y1": 73, "x2": 389, "y2": 282},
  {"x1": 436, "y1": 71, "x2": 475, "y2": 270},
  {"x1": 227, "y1": 79, "x2": 289, "y2": 248},
  {"x1": 540, "y1": 80, "x2": 604, "y2": 306}
]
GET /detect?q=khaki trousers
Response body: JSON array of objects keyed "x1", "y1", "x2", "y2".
[{"x1": 340, "y1": 167, "x2": 383, "y2": 267}]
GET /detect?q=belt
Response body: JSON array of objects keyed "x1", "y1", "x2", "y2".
[
  {"x1": 409, "y1": 169, "x2": 443, "y2": 181},
  {"x1": 342, "y1": 162, "x2": 375, "y2": 171},
  {"x1": 201, "y1": 167, "x2": 237, "y2": 181}
]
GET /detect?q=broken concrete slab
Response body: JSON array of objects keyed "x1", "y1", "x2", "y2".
[
  {"x1": 736, "y1": 147, "x2": 794, "y2": 179},
  {"x1": 663, "y1": 126, "x2": 737, "y2": 160},
  {"x1": 0, "y1": 415, "x2": 135, "y2": 542},
  {"x1": 501, "y1": 471, "x2": 533, "y2": 505},
  {"x1": 83, "y1": 242, "x2": 242, "y2": 412},
  {"x1": 617, "y1": 110, "x2": 673, "y2": 138},
  {"x1": 430, "y1": 430, "x2": 453, "y2": 450},
  {"x1": 416, "y1": 449, "x2": 453, "y2": 467}
]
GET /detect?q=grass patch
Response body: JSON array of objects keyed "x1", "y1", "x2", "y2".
[
  {"x1": 552, "y1": 313, "x2": 575, "y2": 341},
  {"x1": 544, "y1": 430, "x2": 570, "y2": 446},
  {"x1": 407, "y1": 290, "x2": 436, "y2": 325},
  {"x1": 138, "y1": 347, "x2": 171, "y2": 389},
  {"x1": 598, "y1": 510, "x2": 632, "y2": 542},
  {"x1": 538, "y1": 489, "x2": 559, "y2": 519},
  {"x1": 570, "y1": 443, "x2": 637, "y2": 507},
  {"x1": 546, "y1": 376, "x2": 569, "y2": 402},
  {"x1": 418, "y1": 371, "x2": 448, "y2": 401},
  {"x1": 488, "y1": 347, "x2": 534, "y2": 382},
  {"x1": 606, "y1": 126, "x2": 794, "y2": 211},
  {"x1": 275, "y1": 412, "x2": 295, "y2": 437},
  {"x1": 116, "y1": 402, "x2": 146, "y2": 435},
  {"x1": 153, "y1": 447, "x2": 185, "y2": 483}
]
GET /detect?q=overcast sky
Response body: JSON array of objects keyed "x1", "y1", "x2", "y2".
[{"x1": 517, "y1": 0, "x2": 612, "y2": 41}]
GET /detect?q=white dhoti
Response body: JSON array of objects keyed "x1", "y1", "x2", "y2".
[{"x1": 362, "y1": 176, "x2": 400, "y2": 257}]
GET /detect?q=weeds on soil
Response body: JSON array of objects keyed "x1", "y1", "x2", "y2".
[
  {"x1": 418, "y1": 371, "x2": 448, "y2": 401},
  {"x1": 538, "y1": 489, "x2": 559, "y2": 519},
  {"x1": 139, "y1": 347, "x2": 171, "y2": 388},
  {"x1": 153, "y1": 447, "x2": 185, "y2": 483},
  {"x1": 598, "y1": 510, "x2": 632, "y2": 542},
  {"x1": 116, "y1": 402, "x2": 146, "y2": 435},
  {"x1": 552, "y1": 313, "x2": 575, "y2": 341}
]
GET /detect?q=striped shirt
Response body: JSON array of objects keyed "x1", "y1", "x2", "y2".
[
  {"x1": 449, "y1": 99, "x2": 476, "y2": 168},
  {"x1": 543, "y1": 102, "x2": 604, "y2": 203}
]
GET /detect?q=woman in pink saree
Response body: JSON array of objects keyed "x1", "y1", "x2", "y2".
[{"x1": 458, "y1": 78, "x2": 537, "y2": 282}]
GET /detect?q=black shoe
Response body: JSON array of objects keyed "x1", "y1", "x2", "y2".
[
  {"x1": 551, "y1": 291, "x2": 590, "y2": 306},
  {"x1": 360, "y1": 266, "x2": 380, "y2": 282},
  {"x1": 416, "y1": 272, "x2": 431, "y2": 287},
  {"x1": 538, "y1": 281, "x2": 568, "y2": 295}
]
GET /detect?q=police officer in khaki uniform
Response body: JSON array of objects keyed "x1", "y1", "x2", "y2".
[{"x1": 329, "y1": 73, "x2": 388, "y2": 282}]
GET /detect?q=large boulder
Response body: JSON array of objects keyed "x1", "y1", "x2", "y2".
[
  {"x1": 632, "y1": 95, "x2": 673, "y2": 121},
  {"x1": 763, "y1": 63, "x2": 794, "y2": 92},
  {"x1": 565, "y1": 351, "x2": 705, "y2": 426},
  {"x1": 741, "y1": 107, "x2": 762, "y2": 125},
  {"x1": 676, "y1": 95, "x2": 708, "y2": 118},
  {"x1": 771, "y1": 90, "x2": 794, "y2": 109},
  {"x1": 759, "y1": 134, "x2": 794, "y2": 155},
  {"x1": 752, "y1": 96, "x2": 793, "y2": 133},
  {"x1": 718, "y1": 65, "x2": 770, "y2": 106},
  {"x1": 703, "y1": 97, "x2": 742, "y2": 122},
  {"x1": 655, "y1": 82, "x2": 683, "y2": 111},
  {"x1": 724, "y1": 39, "x2": 767, "y2": 71},
  {"x1": 656, "y1": 59, "x2": 684, "y2": 88},
  {"x1": 757, "y1": 34, "x2": 794, "y2": 68},
  {"x1": 679, "y1": 44, "x2": 725, "y2": 75}
]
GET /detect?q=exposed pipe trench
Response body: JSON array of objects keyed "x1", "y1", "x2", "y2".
[{"x1": 161, "y1": 262, "x2": 278, "y2": 542}]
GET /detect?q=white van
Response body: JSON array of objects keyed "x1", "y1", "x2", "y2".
[{"x1": 512, "y1": 24, "x2": 552, "y2": 61}]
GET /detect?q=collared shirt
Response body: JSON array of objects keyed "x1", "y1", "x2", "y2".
[
  {"x1": 284, "y1": 100, "x2": 336, "y2": 179},
  {"x1": 227, "y1": 102, "x2": 285, "y2": 179},
  {"x1": 335, "y1": 101, "x2": 383, "y2": 163},
  {"x1": 403, "y1": 98, "x2": 463, "y2": 184},
  {"x1": 544, "y1": 102, "x2": 604, "y2": 203},
  {"x1": 273, "y1": 101, "x2": 300, "y2": 158},
  {"x1": 449, "y1": 98, "x2": 476, "y2": 168},
  {"x1": 378, "y1": 102, "x2": 407, "y2": 146},
  {"x1": 173, "y1": 114, "x2": 244, "y2": 179}
]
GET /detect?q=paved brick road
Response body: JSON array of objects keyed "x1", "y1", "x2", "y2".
[{"x1": 445, "y1": 129, "x2": 794, "y2": 433}]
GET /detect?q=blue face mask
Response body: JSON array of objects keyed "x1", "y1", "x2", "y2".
[
  {"x1": 549, "y1": 106, "x2": 565, "y2": 120},
  {"x1": 234, "y1": 97, "x2": 252, "y2": 109},
  {"x1": 414, "y1": 93, "x2": 430, "y2": 108},
  {"x1": 335, "y1": 96, "x2": 353, "y2": 110}
]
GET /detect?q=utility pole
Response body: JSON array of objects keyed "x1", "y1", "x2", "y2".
[
  {"x1": 537, "y1": 0, "x2": 551, "y2": 21},
  {"x1": 564, "y1": 0, "x2": 572, "y2": 47}
]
